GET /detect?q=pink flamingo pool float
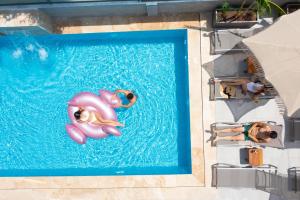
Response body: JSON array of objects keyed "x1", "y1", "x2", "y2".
[{"x1": 66, "y1": 90, "x2": 122, "y2": 144}]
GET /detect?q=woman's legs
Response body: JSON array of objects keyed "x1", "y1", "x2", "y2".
[
  {"x1": 98, "y1": 120, "x2": 124, "y2": 127},
  {"x1": 94, "y1": 113, "x2": 124, "y2": 127}
]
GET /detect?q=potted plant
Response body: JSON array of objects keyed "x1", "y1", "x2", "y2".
[
  {"x1": 253, "y1": 0, "x2": 286, "y2": 17},
  {"x1": 214, "y1": 1, "x2": 258, "y2": 28},
  {"x1": 214, "y1": 0, "x2": 286, "y2": 28}
]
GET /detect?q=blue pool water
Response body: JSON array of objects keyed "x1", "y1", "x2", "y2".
[{"x1": 0, "y1": 30, "x2": 191, "y2": 176}]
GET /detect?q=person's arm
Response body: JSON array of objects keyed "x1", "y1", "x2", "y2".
[
  {"x1": 262, "y1": 138, "x2": 271, "y2": 143},
  {"x1": 248, "y1": 123, "x2": 258, "y2": 133},
  {"x1": 119, "y1": 103, "x2": 132, "y2": 108},
  {"x1": 255, "y1": 122, "x2": 267, "y2": 127},
  {"x1": 115, "y1": 89, "x2": 128, "y2": 94},
  {"x1": 248, "y1": 124, "x2": 259, "y2": 143},
  {"x1": 94, "y1": 112, "x2": 116, "y2": 123},
  {"x1": 110, "y1": 93, "x2": 122, "y2": 107},
  {"x1": 248, "y1": 134, "x2": 260, "y2": 143},
  {"x1": 248, "y1": 122, "x2": 267, "y2": 135}
]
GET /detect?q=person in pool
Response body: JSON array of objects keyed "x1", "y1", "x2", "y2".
[
  {"x1": 113, "y1": 89, "x2": 137, "y2": 108},
  {"x1": 213, "y1": 122, "x2": 278, "y2": 143},
  {"x1": 74, "y1": 108, "x2": 123, "y2": 127}
]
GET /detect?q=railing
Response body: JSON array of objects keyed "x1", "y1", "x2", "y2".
[
  {"x1": 211, "y1": 163, "x2": 278, "y2": 188},
  {"x1": 0, "y1": 0, "x2": 130, "y2": 5},
  {"x1": 0, "y1": 0, "x2": 190, "y2": 6},
  {"x1": 288, "y1": 167, "x2": 300, "y2": 192},
  {"x1": 0, "y1": 0, "x2": 221, "y2": 17}
]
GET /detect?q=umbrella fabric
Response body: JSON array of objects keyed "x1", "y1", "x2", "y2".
[{"x1": 243, "y1": 10, "x2": 300, "y2": 117}]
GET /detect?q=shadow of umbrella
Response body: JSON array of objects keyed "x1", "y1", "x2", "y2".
[
  {"x1": 225, "y1": 99, "x2": 270, "y2": 122},
  {"x1": 202, "y1": 51, "x2": 248, "y2": 78}
]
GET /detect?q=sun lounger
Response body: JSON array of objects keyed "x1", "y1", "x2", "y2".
[
  {"x1": 209, "y1": 76, "x2": 277, "y2": 100},
  {"x1": 211, "y1": 29, "x2": 249, "y2": 54},
  {"x1": 211, "y1": 121, "x2": 284, "y2": 148},
  {"x1": 211, "y1": 20, "x2": 273, "y2": 54},
  {"x1": 288, "y1": 167, "x2": 300, "y2": 192},
  {"x1": 212, "y1": 163, "x2": 278, "y2": 188}
]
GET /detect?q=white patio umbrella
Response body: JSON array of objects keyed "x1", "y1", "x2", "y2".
[{"x1": 243, "y1": 10, "x2": 300, "y2": 117}]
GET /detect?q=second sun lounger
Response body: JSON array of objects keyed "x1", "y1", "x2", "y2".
[
  {"x1": 211, "y1": 121, "x2": 284, "y2": 149},
  {"x1": 212, "y1": 163, "x2": 278, "y2": 188}
]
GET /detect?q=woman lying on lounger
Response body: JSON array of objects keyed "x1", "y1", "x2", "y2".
[
  {"x1": 213, "y1": 122, "x2": 278, "y2": 143},
  {"x1": 221, "y1": 79, "x2": 265, "y2": 100}
]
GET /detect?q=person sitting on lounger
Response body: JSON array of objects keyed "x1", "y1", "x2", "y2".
[
  {"x1": 221, "y1": 79, "x2": 265, "y2": 100},
  {"x1": 213, "y1": 122, "x2": 278, "y2": 143}
]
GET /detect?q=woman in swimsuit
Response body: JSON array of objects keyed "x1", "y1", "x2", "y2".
[
  {"x1": 74, "y1": 108, "x2": 124, "y2": 127},
  {"x1": 113, "y1": 89, "x2": 137, "y2": 108},
  {"x1": 221, "y1": 79, "x2": 265, "y2": 100},
  {"x1": 213, "y1": 122, "x2": 278, "y2": 143}
]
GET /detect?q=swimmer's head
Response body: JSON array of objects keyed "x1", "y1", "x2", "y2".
[
  {"x1": 126, "y1": 92, "x2": 134, "y2": 100},
  {"x1": 269, "y1": 131, "x2": 278, "y2": 139}
]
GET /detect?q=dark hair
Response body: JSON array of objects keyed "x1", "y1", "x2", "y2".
[
  {"x1": 269, "y1": 131, "x2": 278, "y2": 139},
  {"x1": 126, "y1": 93, "x2": 134, "y2": 100},
  {"x1": 74, "y1": 110, "x2": 82, "y2": 120},
  {"x1": 223, "y1": 87, "x2": 231, "y2": 99}
]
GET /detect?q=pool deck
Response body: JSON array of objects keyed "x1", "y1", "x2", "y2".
[
  {"x1": 2, "y1": 11, "x2": 300, "y2": 200},
  {"x1": 0, "y1": 13, "x2": 218, "y2": 200}
]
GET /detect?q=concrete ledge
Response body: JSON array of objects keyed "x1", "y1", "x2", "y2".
[{"x1": 0, "y1": 1, "x2": 219, "y2": 17}]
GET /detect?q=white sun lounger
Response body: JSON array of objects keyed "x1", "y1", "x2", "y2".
[{"x1": 212, "y1": 163, "x2": 278, "y2": 188}]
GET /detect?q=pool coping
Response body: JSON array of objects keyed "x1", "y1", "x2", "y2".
[{"x1": 0, "y1": 14, "x2": 204, "y2": 189}]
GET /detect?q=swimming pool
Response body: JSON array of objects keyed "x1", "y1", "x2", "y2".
[{"x1": 0, "y1": 29, "x2": 191, "y2": 176}]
